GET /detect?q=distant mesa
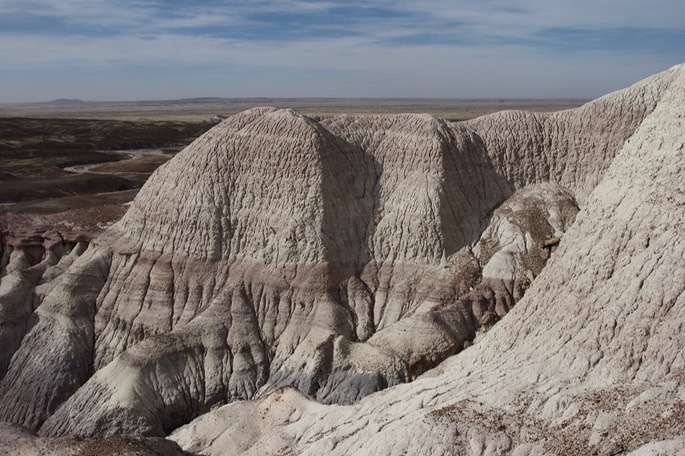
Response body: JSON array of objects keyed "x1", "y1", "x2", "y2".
[
  {"x1": 46, "y1": 98, "x2": 85, "y2": 104},
  {"x1": 0, "y1": 64, "x2": 684, "y2": 455}
]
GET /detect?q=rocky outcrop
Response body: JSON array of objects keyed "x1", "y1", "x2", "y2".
[
  {"x1": 170, "y1": 64, "x2": 685, "y2": 454},
  {"x1": 464, "y1": 66, "x2": 677, "y2": 205},
  {"x1": 0, "y1": 208, "x2": 123, "y2": 429},
  {"x1": 1, "y1": 64, "x2": 683, "y2": 452},
  {"x1": 33, "y1": 108, "x2": 526, "y2": 437}
]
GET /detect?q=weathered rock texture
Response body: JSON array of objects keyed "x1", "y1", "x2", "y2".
[
  {"x1": 1, "y1": 64, "x2": 684, "y2": 455},
  {"x1": 170, "y1": 65, "x2": 685, "y2": 454}
]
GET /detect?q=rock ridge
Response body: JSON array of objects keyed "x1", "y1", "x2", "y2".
[{"x1": 0, "y1": 64, "x2": 682, "y2": 450}]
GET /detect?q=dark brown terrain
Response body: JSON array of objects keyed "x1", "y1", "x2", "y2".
[{"x1": 0, "y1": 117, "x2": 215, "y2": 213}]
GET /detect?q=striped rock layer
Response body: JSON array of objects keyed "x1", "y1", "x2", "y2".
[{"x1": 0, "y1": 64, "x2": 682, "y2": 455}]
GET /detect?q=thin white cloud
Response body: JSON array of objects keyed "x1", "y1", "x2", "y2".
[
  {"x1": 0, "y1": 0, "x2": 683, "y2": 101},
  {"x1": 0, "y1": 0, "x2": 153, "y2": 27},
  {"x1": 392, "y1": 0, "x2": 685, "y2": 30},
  {"x1": 1, "y1": 0, "x2": 681, "y2": 45}
]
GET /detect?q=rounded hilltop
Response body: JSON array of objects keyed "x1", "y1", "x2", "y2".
[{"x1": 0, "y1": 64, "x2": 684, "y2": 455}]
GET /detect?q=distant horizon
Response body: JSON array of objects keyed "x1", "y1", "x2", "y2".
[
  {"x1": 1, "y1": 1, "x2": 683, "y2": 103},
  {"x1": 1, "y1": 95, "x2": 593, "y2": 105}
]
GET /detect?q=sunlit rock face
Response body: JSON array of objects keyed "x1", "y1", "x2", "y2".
[{"x1": 0, "y1": 65, "x2": 683, "y2": 455}]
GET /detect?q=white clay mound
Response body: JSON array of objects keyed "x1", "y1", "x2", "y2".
[{"x1": 0, "y1": 64, "x2": 683, "y2": 455}]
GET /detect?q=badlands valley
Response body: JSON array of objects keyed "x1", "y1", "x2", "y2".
[{"x1": 0, "y1": 65, "x2": 684, "y2": 455}]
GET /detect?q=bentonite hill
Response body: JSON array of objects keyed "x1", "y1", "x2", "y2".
[{"x1": 1, "y1": 64, "x2": 684, "y2": 455}]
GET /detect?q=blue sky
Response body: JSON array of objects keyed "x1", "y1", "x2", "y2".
[{"x1": 1, "y1": 0, "x2": 684, "y2": 102}]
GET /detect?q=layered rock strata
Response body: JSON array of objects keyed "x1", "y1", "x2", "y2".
[
  {"x1": 171, "y1": 65, "x2": 685, "y2": 455},
  {"x1": 0, "y1": 64, "x2": 682, "y2": 451}
]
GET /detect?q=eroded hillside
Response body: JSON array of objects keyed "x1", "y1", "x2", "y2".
[{"x1": 1, "y1": 64, "x2": 683, "y2": 455}]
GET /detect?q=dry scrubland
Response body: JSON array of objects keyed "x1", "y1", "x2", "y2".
[{"x1": 1, "y1": 66, "x2": 684, "y2": 456}]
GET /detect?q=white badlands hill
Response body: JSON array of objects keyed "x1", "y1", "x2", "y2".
[{"x1": 0, "y1": 64, "x2": 684, "y2": 455}]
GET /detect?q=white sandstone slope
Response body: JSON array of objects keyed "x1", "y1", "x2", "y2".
[
  {"x1": 0, "y1": 64, "x2": 683, "y2": 453},
  {"x1": 170, "y1": 65, "x2": 685, "y2": 454},
  {"x1": 464, "y1": 65, "x2": 678, "y2": 204}
]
